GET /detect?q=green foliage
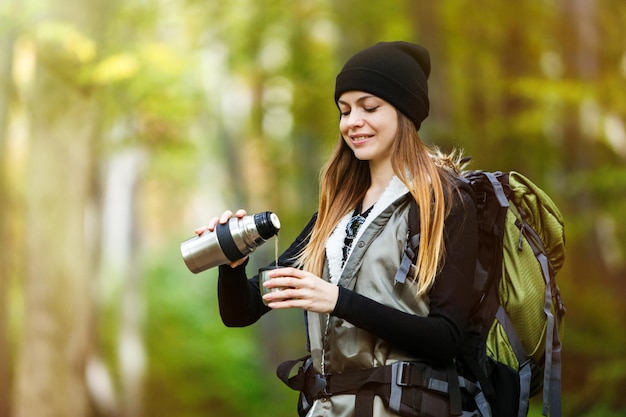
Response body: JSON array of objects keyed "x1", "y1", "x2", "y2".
[
  {"x1": 3, "y1": 0, "x2": 626, "y2": 416},
  {"x1": 144, "y1": 250, "x2": 298, "y2": 417}
]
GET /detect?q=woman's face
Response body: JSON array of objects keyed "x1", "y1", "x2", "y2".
[{"x1": 337, "y1": 91, "x2": 398, "y2": 166}]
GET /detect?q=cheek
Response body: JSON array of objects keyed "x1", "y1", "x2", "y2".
[
  {"x1": 341, "y1": 133, "x2": 353, "y2": 149},
  {"x1": 340, "y1": 128, "x2": 355, "y2": 149},
  {"x1": 339, "y1": 118, "x2": 348, "y2": 134},
  {"x1": 388, "y1": 124, "x2": 399, "y2": 140},
  {"x1": 339, "y1": 124, "x2": 352, "y2": 144}
]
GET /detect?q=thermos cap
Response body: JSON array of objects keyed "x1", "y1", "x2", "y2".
[{"x1": 254, "y1": 211, "x2": 281, "y2": 239}]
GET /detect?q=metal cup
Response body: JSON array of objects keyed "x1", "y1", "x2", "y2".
[{"x1": 259, "y1": 266, "x2": 286, "y2": 305}]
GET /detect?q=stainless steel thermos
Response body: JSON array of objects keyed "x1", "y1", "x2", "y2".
[{"x1": 181, "y1": 211, "x2": 281, "y2": 274}]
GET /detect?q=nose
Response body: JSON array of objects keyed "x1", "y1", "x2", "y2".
[{"x1": 345, "y1": 110, "x2": 364, "y2": 128}]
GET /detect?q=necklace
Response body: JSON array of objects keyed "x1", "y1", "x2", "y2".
[{"x1": 342, "y1": 202, "x2": 374, "y2": 265}]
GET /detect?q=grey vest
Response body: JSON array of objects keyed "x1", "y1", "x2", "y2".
[{"x1": 306, "y1": 193, "x2": 430, "y2": 417}]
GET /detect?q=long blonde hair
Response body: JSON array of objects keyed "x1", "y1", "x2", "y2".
[{"x1": 299, "y1": 111, "x2": 460, "y2": 299}]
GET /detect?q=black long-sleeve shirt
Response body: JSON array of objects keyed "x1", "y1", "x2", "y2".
[{"x1": 217, "y1": 185, "x2": 478, "y2": 364}]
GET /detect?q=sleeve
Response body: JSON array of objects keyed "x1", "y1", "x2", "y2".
[
  {"x1": 217, "y1": 213, "x2": 317, "y2": 327},
  {"x1": 332, "y1": 184, "x2": 479, "y2": 364}
]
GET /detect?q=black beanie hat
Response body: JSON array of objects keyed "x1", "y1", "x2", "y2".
[{"x1": 334, "y1": 41, "x2": 431, "y2": 130}]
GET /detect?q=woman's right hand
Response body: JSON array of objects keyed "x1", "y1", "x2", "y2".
[{"x1": 194, "y1": 209, "x2": 249, "y2": 268}]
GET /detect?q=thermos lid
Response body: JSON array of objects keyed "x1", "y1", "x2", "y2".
[{"x1": 254, "y1": 212, "x2": 281, "y2": 239}]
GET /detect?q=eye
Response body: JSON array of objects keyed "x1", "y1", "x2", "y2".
[
  {"x1": 364, "y1": 105, "x2": 379, "y2": 113},
  {"x1": 339, "y1": 109, "x2": 351, "y2": 117}
]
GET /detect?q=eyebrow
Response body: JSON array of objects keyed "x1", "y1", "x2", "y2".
[{"x1": 337, "y1": 94, "x2": 376, "y2": 106}]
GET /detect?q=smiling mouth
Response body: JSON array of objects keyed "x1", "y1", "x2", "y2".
[{"x1": 350, "y1": 134, "x2": 372, "y2": 144}]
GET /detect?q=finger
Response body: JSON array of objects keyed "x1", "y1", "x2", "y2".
[
  {"x1": 194, "y1": 225, "x2": 208, "y2": 235},
  {"x1": 266, "y1": 299, "x2": 294, "y2": 310},
  {"x1": 234, "y1": 209, "x2": 247, "y2": 218},
  {"x1": 219, "y1": 210, "x2": 234, "y2": 224},
  {"x1": 264, "y1": 277, "x2": 301, "y2": 290},
  {"x1": 229, "y1": 257, "x2": 248, "y2": 268},
  {"x1": 263, "y1": 291, "x2": 299, "y2": 308},
  {"x1": 206, "y1": 217, "x2": 220, "y2": 231},
  {"x1": 268, "y1": 267, "x2": 302, "y2": 279},
  {"x1": 266, "y1": 296, "x2": 308, "y2": 310},
  {"x1": 268, "y1": 287, "x2": 306, "y2": 305}
]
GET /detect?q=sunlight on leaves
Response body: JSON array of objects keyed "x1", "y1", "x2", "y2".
[
  {"x1": 91, "y1": 53, "x2": 141, "y2": 84},
  {"x1": 33, "y1": 20, "x2": 96, "y2": 63}
]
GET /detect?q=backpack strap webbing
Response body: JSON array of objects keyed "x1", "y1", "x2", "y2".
[
  {"x1": 495, "y1": 306, "x2": 532, "y2": 417},
  {"x1": 393, "y1": 198, "x2": 420, "y2": 285},
  {"x1": 458, "y1": 171, "x2": 510, "y2": 407},
  {"x1": 277, "y1": 356, "x2": 491, "y2": 417},
  {"x1": 511, "y1": 204, "x2": 564, "y2": 417}
]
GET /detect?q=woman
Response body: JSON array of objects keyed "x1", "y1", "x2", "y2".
[{"x1": 201, "y1": 42, "x2": 481, "y2": 416}]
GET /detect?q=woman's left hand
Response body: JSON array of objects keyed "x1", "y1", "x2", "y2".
[{"x1": 262, "y1": 267, "x2": 339, "y2": 314}]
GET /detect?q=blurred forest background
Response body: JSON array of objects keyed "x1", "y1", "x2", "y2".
[{"x1": 0, "y1": 0, "x2": 625, "y2": 416}]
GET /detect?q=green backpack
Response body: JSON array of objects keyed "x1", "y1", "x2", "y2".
[
  {"x1": 460, "y1": 170, "x2": 566, "y2": 417},
  {"x1": 392, "y1": 168, "x2": 566, "y2": 416}
]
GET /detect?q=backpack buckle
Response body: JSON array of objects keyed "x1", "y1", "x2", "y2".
[
  {"x1": 313, "y1": 373, "x2": 331, "y2": 397},
  {"x1": 396, "y1": 362, "x2": 412, "y2": 387}
]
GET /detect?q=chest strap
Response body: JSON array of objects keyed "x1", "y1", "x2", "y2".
[{"x1": 277, "y1": 356, "x2": 491, "y2": 416}]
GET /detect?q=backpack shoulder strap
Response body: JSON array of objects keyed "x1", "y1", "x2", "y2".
[
  {"x1": 393, "y1": 198, "x2": 420, "y2": 285},
  {"x1": 458, "y1": 170, "x2": 510, "y2": 404}
]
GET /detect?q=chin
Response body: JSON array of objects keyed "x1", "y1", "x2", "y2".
[{"x1": 350, "y1": 148, "x2": 372, "y2": 159}]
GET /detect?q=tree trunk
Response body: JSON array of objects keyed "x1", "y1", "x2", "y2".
[
  {"x1": 14, "y1": 2, "x2": 104, "y2": 416},
  {"x1": 0, "y1": 0, "x2": 17, "y2": 414},
  {"x1": 559, "y1": 0, "x2": 602, "y2": 276},
  {"x1": 99, "y1": 141, "x2": 147, "y2": 417}
]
